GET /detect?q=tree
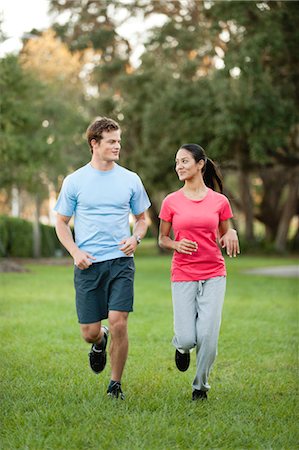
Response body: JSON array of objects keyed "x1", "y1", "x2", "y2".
[
  {"x1": 20, "y1": 29, "x2": 88, "y2": 172},
  {"x1": 47, "y1": 0, "x2": 299, "y2": 250},
  {"x1": 121, "y1": 0, "x2": 299, "y2": 249},
  {"x1": 0, "y1": 32, "x2": 87, "y2": 256},
  {"x1": 49, "y1": 0, "x2": 131, "y2": 92},
  {"x1": 206, "y1": 1, "x2": 299, "y2": 248}
]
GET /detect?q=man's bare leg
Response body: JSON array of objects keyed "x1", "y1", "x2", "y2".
[
  {"x1": 107, "y1": 311, "x2": 129, "y2": 398},
  {"x1": 80, "y1": 322, "x2": 109, "y2": 374}
]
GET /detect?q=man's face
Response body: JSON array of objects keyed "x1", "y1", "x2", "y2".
[{"x1": 92, "y1": 129, "x2": 121, "y2": 162}]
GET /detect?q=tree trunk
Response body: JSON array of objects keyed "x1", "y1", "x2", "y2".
[
  {"x1": 239, "y1": 167, "x2": 255, "y2": 242},
  {"x1": 33, "y1": 193, "x2": 42, "y2": 258},
  {"x1": 11, "y1": 186, "x2": 20, "y2": 217},
  {"x1": 275, "y1": 169, "x2": 299, "y2": 252},
  {"x1": 257, "y1": 167, "x2": 286, "y2": 241},
  {"x1": 235, "y1": 141, "x2": 255, "y2": 242},
  {"x1": 223, "y1": 188, "x2": 240, "y2": 233},
  {"x1": 48, "y1": 183, "x2": 57, "y2": 226}
]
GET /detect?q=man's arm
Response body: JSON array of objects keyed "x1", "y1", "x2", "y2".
[
  {"x1": 218, "y1": 220, "x2": 240, "y2": 257},
  {"x1": 55, "y1": 213, "x2": 95, "y2": 269},
  {"x1": 119, "y1": 212, "x2": 148, "y2": 256}
]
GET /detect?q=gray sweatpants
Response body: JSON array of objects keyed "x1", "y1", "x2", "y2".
[{"x1": 171, "y1": 276, "x2": 226, "y2": 392}]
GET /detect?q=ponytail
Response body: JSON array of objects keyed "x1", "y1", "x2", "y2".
[{"x1": 203, "y1": 158, "x2": 223, "y2": 193}]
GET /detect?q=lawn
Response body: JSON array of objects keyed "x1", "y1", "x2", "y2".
[{"x1": 0, "y1": 253, "x2": 298, "y2": 449}]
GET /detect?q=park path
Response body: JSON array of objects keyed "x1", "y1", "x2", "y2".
[{"x1": 244, "y1": 265, "x2": 299, "y2": 278}]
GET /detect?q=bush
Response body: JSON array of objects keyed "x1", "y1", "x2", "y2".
[
  {"x1": 0, "y1": 216, "x2": 33, "y2": 257},
  {"x1": 0, "y1": 216, "x2": 9, "y2": 256},
  {"x1": 9, "y1": 217, "x2": 33, "y2": 257},
  {"x1": 40, "y1": 223, "x2": 67, "y2": 257},
  {"x1": 0, "y1": 215, "x2": 66, "y2": 258}
]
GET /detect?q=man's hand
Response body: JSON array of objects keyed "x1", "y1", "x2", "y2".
[
  {"x1": 174, "y1": 239, "x2": 198, "y2": 255},
  {"x1": 73, "y1": 248, "x2": 96, "y2": 269},
  {"x1": 219, "y1": 229, "x2": 240, "y2": 257},
  {"x1": 119, "y1": 236, "x2": 138, "y2": 256}
]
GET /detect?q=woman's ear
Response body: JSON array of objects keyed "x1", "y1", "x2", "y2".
[{"x1": 198, "y1": 159, "x2": 205, "y2": 170}]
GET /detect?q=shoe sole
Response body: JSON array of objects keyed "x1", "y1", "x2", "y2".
[{"x1": 107, "y1": 391, "x2": 125, "y2": 400}]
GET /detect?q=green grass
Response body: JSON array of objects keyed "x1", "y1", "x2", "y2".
[{"x1": 0, "y1": 253, "x2": 298, "y2": 449}]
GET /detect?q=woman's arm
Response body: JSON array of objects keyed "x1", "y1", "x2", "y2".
[
  {"x1": 218, "y1": 220, "x2": 240, "y2": 257},
  {"x1": 159, "y1": 219, "x2": 197, "y2": 255}
]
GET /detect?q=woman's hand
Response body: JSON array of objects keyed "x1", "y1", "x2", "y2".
[
  {"x1": 174, "y1": 238, "x2": 198, "y2": 255},
  {"x1": 219, "y1": 229, "x2": 240, "y2": 257}
]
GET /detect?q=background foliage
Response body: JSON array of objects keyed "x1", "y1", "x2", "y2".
[{"x1": 0, "y1": 0, "x2": 298, "y2": 255}]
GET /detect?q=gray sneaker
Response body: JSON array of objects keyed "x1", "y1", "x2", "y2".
[{"x1": 88, "y1": 326, "x2": 109, "y2": 374}]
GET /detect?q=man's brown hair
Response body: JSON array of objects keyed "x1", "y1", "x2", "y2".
[{"x1": 86, "y1": 117, "x2": 120, "y2": 153}]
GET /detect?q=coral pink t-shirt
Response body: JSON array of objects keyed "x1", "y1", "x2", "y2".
[{"x1": 159, "y1": 188, "x2": 233, "y2": 281}]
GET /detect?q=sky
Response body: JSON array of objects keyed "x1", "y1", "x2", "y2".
[
  {"x1": 0, "y1": 0, "x2": 167, "y2": 63},
  {"x1": 0, "y1": 0, "x2": 51, "y2": 56}
]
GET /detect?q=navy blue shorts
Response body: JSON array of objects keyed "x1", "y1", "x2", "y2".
[{"x1": 74, "y1": 257, "x2": 135, "y2": 324}]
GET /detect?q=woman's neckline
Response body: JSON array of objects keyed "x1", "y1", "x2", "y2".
[{"x1": 180, "y1": 187, "x2": 210, "y2": 202}]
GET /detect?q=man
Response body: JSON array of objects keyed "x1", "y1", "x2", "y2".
[{"x1": 54, "y1": 117, "x2": 151, "y2": 399}]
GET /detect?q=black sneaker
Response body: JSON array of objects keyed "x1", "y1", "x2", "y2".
[
  {"x1": 175, "y1": 349, "x2": 190, "y2": 372},
  {"x1": 192, "y1": 389, "x2": 208, "y2": 401},
  {"x1": 88, "y1": 326, "x2": 109, "y2": 374},
  {"x1": 107, "y1": 381, "x2": 125, "y2": 400}
]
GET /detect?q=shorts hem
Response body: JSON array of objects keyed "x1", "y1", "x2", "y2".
[
  {"x1": 78, "y1": 316, "x2": 108, "y2": 324},
  {"x1": 109, "y1": 308, "x2": 133, "y2": 313}
]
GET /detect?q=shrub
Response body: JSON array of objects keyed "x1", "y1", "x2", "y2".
[
  {"x1": 0, "y1": 216, "x2": 9, "y2": 256},
  {"x1": 0, "y1": 215, "x2": 67, "y2": 258}
]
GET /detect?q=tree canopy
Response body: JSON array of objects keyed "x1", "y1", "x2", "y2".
[{"x1": 1, "y1": 0, "x2": 298, "y2": 252}]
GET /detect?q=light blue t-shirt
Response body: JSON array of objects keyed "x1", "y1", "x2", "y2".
[{"x1": 54, "y1": 163, "x2": 151, "y2": 262}]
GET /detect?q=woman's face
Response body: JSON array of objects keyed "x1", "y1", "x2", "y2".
[{"x1": 175, "y1": 148, "x2": 203, "y2": 181}]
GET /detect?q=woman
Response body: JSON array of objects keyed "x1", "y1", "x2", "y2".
[{"x1": 159, "y1": 143, "x2": 239, "y2": 401}]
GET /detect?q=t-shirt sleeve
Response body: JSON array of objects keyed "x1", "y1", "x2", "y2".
[
  {"x1": 159, "y1": 197, "x2": 173, "y2": 223},
  {"x1": 54, "y1": 176, "x2": 77, "y2": 217},
  {"x1": 130, "y1": 175, "x2": 151, "y2": 215},
  {"x1": 220, "y1": 196, "x2": 233, "y2": 222}
]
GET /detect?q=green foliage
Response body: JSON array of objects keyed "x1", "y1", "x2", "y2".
[
  {"x1": 1, "y1": 1, "x2": 298, "y2": 252},
  {"x1": 0, "y1": 215, "x2": 33, "y2": 257},
  {"x1": 206, "y1": 1, "x2": 299, "y2": 165},
  {"x1": 0, "y1": 215, "x2": 66, "y2": 257},
  {"x1": 0, "y1": 256, "x2": 298, "y2": 448},
  {"x1": 40, "y1": 223, "x2": 68, "y2": 257},
  {"x1": 0, "y1": 55, "x2": 44, "y2": 190},
  {"x1": 50, "y1": 0, "x2": 126, "y2": 53},
  {"x1": 0, "y1": 216, "x2": 9, "y2": 255},
  {"x1": 48, "y1": 0, "x2": 299, "y2": 172},
  {"x1": 0, "y1": 54, "x2": 87, "y2": 196}
]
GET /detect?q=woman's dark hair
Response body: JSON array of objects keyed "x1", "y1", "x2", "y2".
[{"x1": 180, "y1": 143, "x2": 223, "y2": 193}]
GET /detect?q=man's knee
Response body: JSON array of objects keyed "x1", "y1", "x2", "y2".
[
  {"x1": 109, "y1": 312, "x2": 128, "y2": 339},
  {"x1": 80, "y1": 323, "x2": 101, "y2": 343}
]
